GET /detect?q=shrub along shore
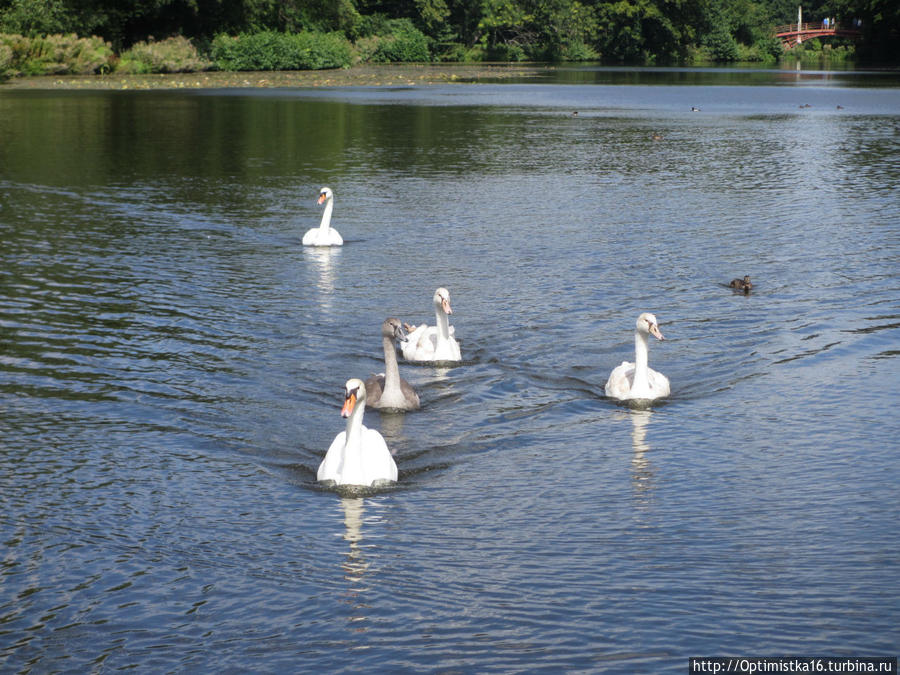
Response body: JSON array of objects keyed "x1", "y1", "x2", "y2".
[{"x1": 0, "y1": 24, "x2": 427, "y2": 80}]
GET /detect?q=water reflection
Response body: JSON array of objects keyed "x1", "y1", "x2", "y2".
[
  {"x1": 628, "y1": 409, "x2": 654, "y2": 496},
  {"x1": 340, "y1": 497, "x2": 368, "y2": 583},
  {"x1": 546, "y1": 64, "x2": 898, "y2": 88},
  {"x1": 339, "y1": 497, "x2": 370, "y2": 626},
  {"x1": 304, "y1": 247, "x2": 340, "y2": 311},
  {"x1": 428, "y1": 364, "x2": 455, "y2": 381},
  {"x1": 375, "y1": 410, "x2": 407, "y2": 444}
]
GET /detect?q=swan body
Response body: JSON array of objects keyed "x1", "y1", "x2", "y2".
[
  {"x1": 605, "y1": 313, "x2": 670, "y2": 402},
  {"x1": 317, "y1": 378, "x2": 398, "y2": 487},
  {"x1": 366, "y1": 318, "x2": 420, "y2": 411},
  {"x1": 401, "y1": 288, "x2": 461, "y2": 362},
  {"x1": 729, "y1": 275, "x2": 752, "y2": 292},
  {"x1": 302, "y1": 187, "x2": 343, "y2": 246}
]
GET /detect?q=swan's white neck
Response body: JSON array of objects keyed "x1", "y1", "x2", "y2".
[
  {"x1": 435, "y1": 304, "x2": 451, "y2": 346},
  {"x1": 318, "y1": 198, "x2": 334, "y2": 233},
  {"x1": 632, "y1": 331, "x2": 651, "y2": 395},
  {"x1": 343, "y1": 398, "x2": 365, "y2": 457},
  {"x1": 382, "y1": 335, "x2": 402, "y2": 397}
]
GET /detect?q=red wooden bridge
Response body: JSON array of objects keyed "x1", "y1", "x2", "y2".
[{"x1": 774, "y1": 22, "x2": 862, "y2": 49}]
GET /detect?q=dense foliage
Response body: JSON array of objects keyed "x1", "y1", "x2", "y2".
[
  {"x1": 0, "y1": 0, "x2": 897, "y2": 67},
  {"x1": 211, "y1": 30, "x2": 353, "y2": 70}
]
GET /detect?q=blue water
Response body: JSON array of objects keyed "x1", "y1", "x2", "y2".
[{"x1": 1, "y1": 66, "x2": 899, "y2": 672}]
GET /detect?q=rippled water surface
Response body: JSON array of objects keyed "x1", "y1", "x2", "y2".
[{"x1": 2, "y1": 67, "x2": 899, "y2": 672}]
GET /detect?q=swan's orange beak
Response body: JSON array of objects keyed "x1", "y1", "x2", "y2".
[
  {"x1": 317, "y1": 192, "x2": 327, "y2": 205},
  {"x1": 649, "y1": 323, "x2": 665, "y2": 341},
  {"x1": 442, "y1": 298, "x2": 452, "y2": 315},
  {"x1": 341, "y1": 390, "x2": 357, "y2": 418}
]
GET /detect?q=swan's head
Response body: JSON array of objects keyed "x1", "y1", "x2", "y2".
[
  {"x1": 382, "y1": 317, "x2": 408, "y2": 344},
  {"x1": 637, "y1": 313, "x2": 664, "y2": 341},
  {"x1": 341, "y1": 378, "x2": 366, "y2": 418},
  {"x1": 317, "y1": 187, "x2": 333, "y2": 206},
  {"x1": 433, "y1": 287, "x2": 452, "y2": 315}
]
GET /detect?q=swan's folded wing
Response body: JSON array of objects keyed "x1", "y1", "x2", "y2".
[
  {"x1": 400, "y1": 378, "x2": 421, "y2": 408},
  {"x1": 416, "y1": 329, "x2": 437, "y2": 352},
  {"x1": 449, "y1": 336, "x2": 461, "y2": 360},
  {"x1": 402, "y1": 325, "x2": 438, "y2": 360},
  {"x1": 401, "y1": 324, "x2": 429, "y2": 359},
  {"x1": 647, "y1": 369, "x2": 671, "y2": 397},
  {"x1": 604, "y1": 362, "x2": 634, "y2": 399},
  {"x1": 317, "y1": 431, "x2": 346, "y2": 482},
  {"x1": 362, "y1": 427, "x2": 398, "y2": 483},
  {"x1": 364, "y1": 373, "x2": 386, "y2": 406}
]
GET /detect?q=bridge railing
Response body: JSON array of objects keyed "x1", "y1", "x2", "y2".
[{"x1": 774, "y1": 22, "x2": 851, "y2": 34}]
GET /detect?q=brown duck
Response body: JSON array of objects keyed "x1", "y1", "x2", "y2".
[{"x1": 729, "y1": 275, "x2": 752, "y2": 292}]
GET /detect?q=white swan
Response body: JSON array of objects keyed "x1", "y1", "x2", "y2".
[
  {"x1": 401, "y1": 287, "x2": 461, "y2": 362},
  {"x1": 366, "y1": 318, "x2": 420, "y2": 411},
  {"x1": 605, "y1": 313, "x2": 671, "y2": 402},
  {"x1": 317, "y1": 378, "x2": 398, "y2": 487},
  {"x1": 302, "y1": 187, "x2": 343, "y2": 246}
]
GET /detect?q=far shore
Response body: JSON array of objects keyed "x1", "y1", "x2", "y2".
[{"x1": 1, "y1": 63, "x2": 553, "y2": 90}]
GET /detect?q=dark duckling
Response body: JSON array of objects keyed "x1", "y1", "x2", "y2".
[{"x1": 729, "y1": 275, "x2": 753, "y2": 293}]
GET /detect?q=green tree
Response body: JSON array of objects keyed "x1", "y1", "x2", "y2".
[
  {"x1": 478, "y1": 0, "x2": 531, "y2": 53},
  {"x1": 1, "y1": 0, "x2": 70, "y2": 34},
  {"x1": 595, "y1": 0, "x2": 686, "y2": 61},
  {"x1": 531, "y1": 0, "x2": 599, "y2": 59},
  {"x1": 415, "y1": 0, "x2": 450, "y2": 33}
]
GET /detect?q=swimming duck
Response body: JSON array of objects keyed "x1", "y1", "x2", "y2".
[{"x1": 729, "y1": 275, "x2": 752, "y2": 292}]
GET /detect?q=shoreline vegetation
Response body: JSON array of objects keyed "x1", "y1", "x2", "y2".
[
  {"x1": 0, "y1": 0, "x2": 896, "y2": 86},
  {"x1": 0, "y1": 32, "x2": 870, "y2": 91}
]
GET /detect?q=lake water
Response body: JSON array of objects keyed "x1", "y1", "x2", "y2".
[{"x1": 1, "y1": 65, "x2": 899, "y2": 672}]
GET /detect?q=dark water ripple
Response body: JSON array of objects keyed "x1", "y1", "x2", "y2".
[{"x1": 2, "y1": 77, "x2": 899, "y2": 672}]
